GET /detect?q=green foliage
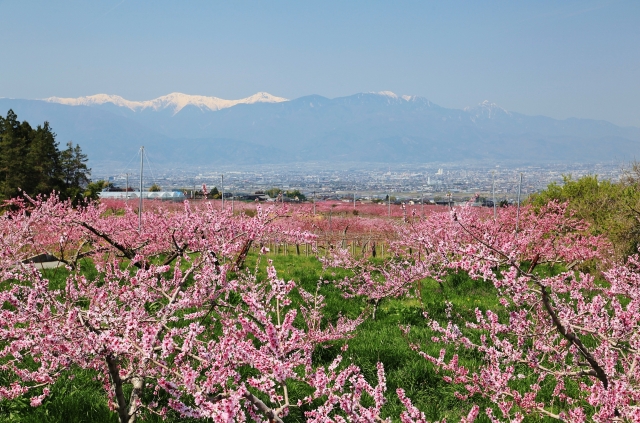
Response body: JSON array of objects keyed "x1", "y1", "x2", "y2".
[
  {"x1": 148, "y1": 183, "x2": 161, "y2": 192},
  {"x1": 209, "y1": 186, "x2": 221, "y2": 199},
  {"x1": 529, "y1": 173, "x2": 640, "y2": 258},
  {"x1": 242, "y1": 255, "x2": 506, "y2": 422},
  {"x1": 0, "y1": 110, "x2": 91, "y2": 202},
  {"x1": 1, "y1": 254, "x2": 508, "y2": 422},
  {"x1": 0, "y1": 370, "x2": 118, "y2": 423},
  {"x1": 60, "y1": 141, "x2": 90, "y2": 199},
  {"x1": 265, "y1": 187, "x2": 282, "y2": 198},
  {"x1": 83, "y1": 180, "x2": 109, "y2": 201},
  {"x1": 285, "y1": 189, "x2": 306, "y2": 201}
]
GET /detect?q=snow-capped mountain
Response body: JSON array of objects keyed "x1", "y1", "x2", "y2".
[
  {"x1": 371, "y1": 91, "x2": 418, "y2": 102},
  {"x1": 2, "y1": 91, "x2": 639, "y2": 168},
  {"x1": 43, "y1": 92, "x2": 288, "y2": 114},
  {"x1": 464, "y1": 100, "x2": 512, "y2": 121}
]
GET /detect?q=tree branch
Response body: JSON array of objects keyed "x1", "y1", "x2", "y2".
[
  {"x1": 538, "y1": 283, "x2": 609, "y2": 389},
  {"x1": 243, "y1": 391, "x2": 284, "y2": 423},
  {"x1": 79, "y1": 221, "x2": 148, "y2": 269}
]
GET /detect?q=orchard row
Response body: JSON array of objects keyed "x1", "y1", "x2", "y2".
[{"x1": 0, "y1": 194, "x2": 638, "y2": 422}]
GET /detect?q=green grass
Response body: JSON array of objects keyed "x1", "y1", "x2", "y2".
[
  {"x1": 238, "y1": 254, "x2": 505, "y2": 422},
  {"x1": 1, "y1": 254, "x2": 566, "y2": 422}
]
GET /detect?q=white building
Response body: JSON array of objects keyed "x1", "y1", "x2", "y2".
[{"x1": 98, "y1": 191, "x2": 186, "y2": 201}]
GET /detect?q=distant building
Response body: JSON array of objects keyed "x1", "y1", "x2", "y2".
[
  {"x1": 98, "y1": 191, "x2": 186, "y2": 201},
  {"x1": 234, "y1": 193, "x2": 270, "y2": 201}
]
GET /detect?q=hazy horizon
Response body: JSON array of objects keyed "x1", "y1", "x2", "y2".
[{"x1": 0, "y1": 1, "x2": 638, "y2": 127}]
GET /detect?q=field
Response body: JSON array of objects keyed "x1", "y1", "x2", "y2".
[
  {"x1": 1, "y1": 252, "x2": 507, "y2": 423},
  {"x1": 0, "y1": 196, "x2": 636, "y2": 422}
]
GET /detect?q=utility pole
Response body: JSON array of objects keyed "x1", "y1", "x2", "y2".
[
  {"x1": 516, "y1": 173, "x2": 523, "y2": 233},
  {"x1": 353, "y1": 191, "x2": 356, "y2": 209},
  {"x1": 388, "y1": 188, "x2": 391, "y2": 217},
  {"x1": 421, "y1": 192, "x2": 424, "y2": 218},
  {"x1": 221, "y1": 174, "x2": 224, "y2": 209},
  {"x1": 492, "y1": 170, "x2": 497, "y2": 220},
  {"x1": 126, "y1": 173, "x2": 129, "y2": 202},
  {"x1": 138, "y1": 146, "x2": 144, "y2": 232},
  {"x1": 313, "y1": 191, "x2": 316, "y2": 215},
  {"x1": 329, "y1": 209, "x2": 332, "y2": 233}
]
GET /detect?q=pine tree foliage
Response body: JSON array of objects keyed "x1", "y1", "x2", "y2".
[{"x1": 0, "y1": 110, "x2": 91, "y2": 201}]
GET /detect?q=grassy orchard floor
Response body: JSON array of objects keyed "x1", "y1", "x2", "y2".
[{"x1": 1, "y1": 253, "x2": 575, "y2": 422}]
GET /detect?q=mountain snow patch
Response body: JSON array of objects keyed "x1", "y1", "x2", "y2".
[{"x1": 43, "y1": 92, "x2": 288, "y2": 115}]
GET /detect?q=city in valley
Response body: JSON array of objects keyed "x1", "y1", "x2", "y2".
[{"x1": 96, "y1": 161, "x2": 624, "y2": 205}]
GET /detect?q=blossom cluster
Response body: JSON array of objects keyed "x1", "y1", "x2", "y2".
[
  {"x1": 0, "y1": 195, "x2": 371, "y2": 423},
  {"x1": 4, "y1": 193, "x2": 639, "y2": 422},
  {"x1": 335, "y1": 200, "x2": 640, "y2": 421}
]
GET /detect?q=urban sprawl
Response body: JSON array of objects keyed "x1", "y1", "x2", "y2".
[{"x1": 97, "y1": 161, "x2": 622, "y2": 206}]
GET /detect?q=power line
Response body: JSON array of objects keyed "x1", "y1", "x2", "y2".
[{"x1": 143, "y1": 149, "x2": 158, "y2": 188}]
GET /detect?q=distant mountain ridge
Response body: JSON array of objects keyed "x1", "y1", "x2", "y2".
[
  {"x1": 1, "y1": 91, "x2": 639, "y2": 168},
  {"x1": 43, "y1": 92, "x2": 288, "y2": 114}
]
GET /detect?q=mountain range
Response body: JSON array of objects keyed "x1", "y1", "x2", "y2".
[{"x1": 1, "y1": 91, "x2": 638, "y2": 169}]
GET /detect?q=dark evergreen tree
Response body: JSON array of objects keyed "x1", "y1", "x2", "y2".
[
  {"x1": 60, "y1": 141, "x2": 91, "y2": 199},
  {"x1": 26, "y1": 122, "x2": 64, "y2": 196},
  {"x1": 0, "y1": 110, "x2": 91, "y2": 201},
  {"x1": 0, "y1": 110, "x2": 33, "y2": 199}
]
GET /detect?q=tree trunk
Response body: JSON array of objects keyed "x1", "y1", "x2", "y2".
[
  {"x1": 127, "y1": 377, "x2": 144, "y2": 423},
  {"x1": 106, "y1": 355, "x2": 130, "y2": 423}
]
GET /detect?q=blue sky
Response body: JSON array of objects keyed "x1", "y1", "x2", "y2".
[{"x1": 1, "y1": 0, "x2": 639, "y2": 126}]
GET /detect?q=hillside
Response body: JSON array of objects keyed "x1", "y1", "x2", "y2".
[{"x1": 1, "y1": 92, "x2": 639, "y2": 167}]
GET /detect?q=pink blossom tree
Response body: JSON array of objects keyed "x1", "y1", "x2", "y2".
[
  {"x1": 6, "y1": 193, "x2": 638, "y2": 422},
  {"x1": 339, "y1": 200, "x2": 640, "y2": 421},
  {"x1": 0, "y1": 195, "x2": 372, "y2": 422}
]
